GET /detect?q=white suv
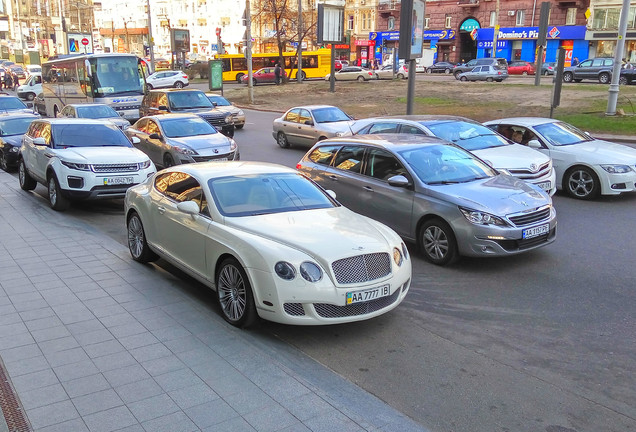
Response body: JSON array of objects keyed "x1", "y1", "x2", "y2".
[
  {"x1": 19, "y1": 118, "x2": 156, "y2": 211},
  {"x1": 146, "y1": 70, "x2": 189, "y2": 90}
]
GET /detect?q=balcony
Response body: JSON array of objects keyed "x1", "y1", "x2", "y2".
[
  {"x1": 378, "y1": 0, "x2": 398, "y2": 16},
  {"x1": 457, "y1": 0, "x2": 479, "y2": 7}
]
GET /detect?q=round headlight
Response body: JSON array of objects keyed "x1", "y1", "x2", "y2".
[
  {"x1": 393, "y1": 248, "x2": 403, "y2": 266},
  {"x1": 300, "y1": 262, "x2": 322, "y2": 282},
  {"x1": 274, "y1": 261, "x2": 296, "y2": 280}
]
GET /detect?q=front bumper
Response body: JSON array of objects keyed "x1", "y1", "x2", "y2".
[
  {"x1": 598, "y1": 169, "x2": 636, "y2": 195},
  {"x1": 58, "y1": 166, "x2": 156, "y2": 201}
]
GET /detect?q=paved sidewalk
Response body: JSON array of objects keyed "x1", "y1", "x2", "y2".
[{"x1": 0, "y1": 170, "x2": 427, "y2": 432}]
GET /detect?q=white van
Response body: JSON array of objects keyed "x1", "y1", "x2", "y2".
[
  {"x1": 17, "y1": 73, "x2": 42, "y2": 101},
  {"x1": 26, "y1": 65, "x2": 42, "y2": 76}
]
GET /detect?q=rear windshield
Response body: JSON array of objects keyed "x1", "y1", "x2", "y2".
[
  {"x1": 423, "y1": 121, "x2": 510, "y2": 151},
  {"x1": 76, "y1": 105, "x2": 119, "y2": 119},
  {"x1": 0, "y1": 117, "x2": 35, "y2": 136},
  {"x1": 52, "y1": 123, "x2": 132, "y2": 148}
]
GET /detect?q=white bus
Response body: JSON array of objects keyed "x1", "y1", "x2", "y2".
[{"x1": 42, "y1": 53, "x2": 149, "y2": 121}]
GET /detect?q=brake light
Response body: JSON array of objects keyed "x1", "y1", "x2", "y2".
[
  {"x1": 498, "y1": 71, "x2": 502, "y2": 75},
  {"x1": 296, "y1": 163, "x2": 302, "y2": 169},
  {"x1": 182, "y1": 75, "x2": 188, "y2": 78},
  {"x1": 368, "y1": 72, "x2": 373, "y2": 76}
]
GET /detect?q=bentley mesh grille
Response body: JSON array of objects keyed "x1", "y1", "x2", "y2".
[
  {"x1": 283, "y1": 303, "x2": 305, "y2": 316},
  {"x1": 313, "y1": 288, "x2": 400, "y2": 318},
  {"x1": 331, "y1": 252, "x2": 391, "y2": 284},
  {"x1": 508, "y1": 206, "x2": 551, "y2": 227},
  {"x1": 92, "y1": 163, "x2": 139, "y2": 173}
]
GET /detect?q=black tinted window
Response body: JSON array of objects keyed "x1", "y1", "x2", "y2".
[
  {"x1": 51, "y1": 123, "x2": 132, "y2": 148},
  {"x1": 308, "y1": 145, "x2": 339, "y2": 165}
]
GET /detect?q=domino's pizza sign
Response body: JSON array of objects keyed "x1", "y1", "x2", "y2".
[{"x1": 548, "y1": 27, "x2": 560, "y2": 39}]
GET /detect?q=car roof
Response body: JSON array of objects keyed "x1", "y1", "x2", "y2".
[
  {"x1": 0, "y1": 112, "x2": 39, "y2": 120},
  {"x1": 485, "y1": 117, "x2": 557, "y2": 127},
  {"x1": 287, "y1": 105, "x2": 340, "y2": 111},
  {"x1": 319, "y1": 134, "x2": 451, "y2": 150},
  {"x1": 65, "y1": 103, "x2": 112, "y2": 108},
  {"x1": 36, "y1": 118, "x2": 123, "y2": 126},
  {"x1": 376, "y1": 114, "x2": 475, "y2": 124},
  {"x1": 150, "y1": 88, "x2": 202, "y2": 93},
  {"x1": 162, "y1": 161, "x2": 297, "y2": 179},
  {"x1": 144, "y1": 113, "x2": 205, "y2": 122}
]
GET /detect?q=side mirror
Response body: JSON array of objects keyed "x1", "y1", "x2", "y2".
[
  {"x1": 212, "y1": 102, "x2": 218, "y2": 107},
  {"x1": 527, "y1": 139, "x2": 542, "y2": 149},
  {"x1": 177, "y1": 200, "x2": 200, "y2": 216},
  {"x1": 85, "y1": 59, "x2": 92, "y2": 77},
  {"x1": 304, "y1": 120, "x2": 314, "y2": 126},
  {"x1": 158, "y1": 105, "x2": 168, "y2": 111},
  {"x1": 33, "y1": 137, "x2": 47, "y2": 146},
  {"x1": 149, "y1": 133, "x2": 161, "y2": 140},
  {"x1": 326, "y1": 190, "x2": 337, "y2": 200},
  {"x1": 131, "y1": 136, "x2": 141, "y2": 144},
  {"x1": 584, "y1": 131, "x2": 593, "y2": 139},
  {"x1": 387, "y1": 175, "x2": 411, "y2": 188}
]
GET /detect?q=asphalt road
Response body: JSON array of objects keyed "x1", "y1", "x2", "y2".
[{"x1": 16, "y1": 108, "x2": 636, "y2": 432}]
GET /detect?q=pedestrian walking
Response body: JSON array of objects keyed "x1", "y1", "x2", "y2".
[
  {"x1": 571, "y1": 57, "x2": 579, "y2": 67},
  {"x1": 0, "y1": 68, "x2": 4, "y2": 90},
  {"x1": 12, "y1": 72, "x2": 19, "y2": 91},
  {"x1": 4, "y1": 72, "x2": 13, "y2": 91},
  {"x1": 274, "y1": 62, "x2": 281, "y2": 85}
]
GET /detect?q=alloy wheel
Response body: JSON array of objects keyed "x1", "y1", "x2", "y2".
[
  {"x1": 567, "y1": 169, "x2": 597, "y2": 199},
  {"x1": 128, "y1": 215, "x2": 145, "y2": 260},
  {"x1": 217, "y1": 264, "x2": 247, "y2": 322},
  {"x1": 423, "y1": 225, "x2": 449, "y2": 261}
]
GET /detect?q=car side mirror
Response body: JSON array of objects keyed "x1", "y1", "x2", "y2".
[
  {"x1": 387, "y1": 175, "x2": 411, "y2": 188},
  {"x1": 304, "y1": 120, "x2": 314, "y2": 126},
  {"x1": 158, "y1": 105, "x2": 168, "y2": 111},
  {"x1": 527, "y1": 139, "x2": 542, "y2": 149},
  {"x1": 326, "y1": 190, "x2": 337, "y2": 200},
  {"x1": 149, "y1": 133, "x2": 161, "y2": 140},
  {"x1": 584, "y1": 131, "x2": 593, "y2": 139},
  {"x1": 212, "y1": 102, "x2": 218, "y2": 106},
  {"x1": 131, "y1": 136, "x2": 141, "y2": 144},
  {"x1": 177, "y1": 200, "x2": 200, "y2": 216},
  {"x1": 33, "y1": 137, "x2": 47, "y2": 146}
]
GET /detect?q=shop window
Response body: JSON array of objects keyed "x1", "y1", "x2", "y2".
[
  {"x1": 512, "y1": 41, "x2": 522, "y2": 60},
  {"x1": 445, "y1": 15, "x2": 452, "y2": 29},
  {"x1": 566, "y1": 8, "x2": 577, "y2": 25},
  {"x1": 490, "y1": 11, "x2": 496, "y2": 27},
  {"x1": 516, "y1": 10, "x2": 525, "y2": 26}
]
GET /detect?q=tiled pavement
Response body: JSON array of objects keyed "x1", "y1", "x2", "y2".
[{"x1": 0, "y1": 169, "x2": 427, "y2": 432}]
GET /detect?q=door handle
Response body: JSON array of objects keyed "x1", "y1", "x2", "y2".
[
  {"x1": 328, "y1": 175, "x2": 338, "y2": 181},
  {"x1": 157, "y1": 206, "x2": 166, "y2": 214},
  {"x1": 363, "y1": 186, "x2": 374, "y2": 192}
]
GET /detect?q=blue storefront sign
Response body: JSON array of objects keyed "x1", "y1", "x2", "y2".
[
  {"x1": 369, "y1": 29, "x2": 456, "y2": 63},
  {"x1": 423, "y1": 30, "x2": 456, "y2": 40},
  {"x1": 475, "y1": 25, "x2": 588, "y2": 63}
]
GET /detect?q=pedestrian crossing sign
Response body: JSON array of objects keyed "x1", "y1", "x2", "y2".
[{"x1": 69, "y1": 39, "x2": 79, "y2": 52}]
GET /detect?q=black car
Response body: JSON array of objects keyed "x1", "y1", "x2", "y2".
[
  {"x1": 619, "y1": 64, "x2": 636, "y2": 85},
  {"x1": 426, "y1": 62, "x2": 456, "y2": 74},
  {"x1": 139, "y1": 89, "x2": 235, "y2": 137},
  {"x1": 0, "y1": 112, "x2": 39, "y2": 171}
]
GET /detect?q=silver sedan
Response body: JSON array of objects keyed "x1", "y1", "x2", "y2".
[
  {"x1": 457, "y1": 65, "x2": 508, "y2": 82},
  {"x1": 126, "y1": 114, "x2": 239, "y2": 168},
  {"x1": 296, "y1": 134, "x2": 557, "y2": 265},
  {"x1": 272, "y1": 105, "x2": 354, "y2": 148}
]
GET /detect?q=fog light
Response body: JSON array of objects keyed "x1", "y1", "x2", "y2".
[
  {"x1": 67, "y1": 176, "x2": 84, "y2": 189},
  {"x1": 611, "y1": 183, "x2": 626, "y2": 189},
  {"x1": 486, "y1": 235, "x2": 506, "y2": 240}
]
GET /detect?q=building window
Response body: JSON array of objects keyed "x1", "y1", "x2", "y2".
[
  {"x1": 424, "y1": 17, "x2": 430, "y2": 29},
  {"x1": 566, "y1": 8, "x2": 577, "y2": 25},
  {"x1": 445, "y1": 15, "x2": 451, "y2": 29},
  {"x1": 348, "y1": 15, "x2": 354, "y2": 31},
  {"x1": 490, "y1": 11, "x2": 496, "y2": 27},
  {"x1": 388, "y1": 16, "x2": 395, "y2": 30},
  {"x1": 516, "y1": 10, "x2": 525, "y2": 26},
  {"x1": 592, "y1": 8, "x2": 622, "y2": 29}
]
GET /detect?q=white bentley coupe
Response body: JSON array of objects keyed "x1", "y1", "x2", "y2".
[{"x1": 124, "y1": 161, "x2": 411, "y2": 327}]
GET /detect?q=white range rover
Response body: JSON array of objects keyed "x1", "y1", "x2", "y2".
[{"x1": 19, "y1": 118, "x2": 156, "y2": 211}]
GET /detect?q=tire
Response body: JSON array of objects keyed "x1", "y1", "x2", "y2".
[
  {"x1": 397, "y1": 73, "x2": 405, "y2": 79},
  {"x1": 163, "y1": 153, "x2": 175, "y2": 168},
  {"x1": 0, "y1": 150, "x2": 8, "y2": 172},
  {"x1": 563, "y1": 72, "x2": 573, "y2": 83},
  {"x1": 47, "y1": 174, "x2": 70, "y2": 211},
  {"x1": 174, "y1": 81, "x2": 184, "y2": 88},
  {"x1": 619, "y1": 76, "x2": 628, "y2": 85},
  {"x1": 444, "y1": 68, "x2": 451, "y2": 74},
  {"x1": 522, "y1": 71, "x2": 528, "y2": 76},
  {"x1": 26, "y1": 92, "x2": 35, "y2": 101},
  {"x1": 317, "y1": 136, "x2": 327, "y2": 142},
  {"x1": 147, "y1": 84, "x2": 153, "y2": 90},
  {"x1": 276, "y1": 131, "x2": 290, "y2": 148},
  {"x1": 236, "y1": 124, "x2": 244, "y2": 129},
  {"x1": 454, "y1": 71, "x2": 462, "y2": 79},
  {"x1": 252, "y1": 78, "x2": 257, "y2": 86},
  {"x1": 460, "y1": 76, "x2": 468, "y2": 82},
  {"x1": 236, "y1": 73, "x2": 244, "y2": 84},
  {"x1": 127, "y1": 212, "x2": 159, "y2": 263},
  {"x1": 357, "y1": 75, "x2": 365, "y2": 82},
  {"x1": 426, "y1": 68, "x2": 431, "y2": 73},
  {"x1": 486, "y1": 77, "x2": 493, "y2": 82},
  {"x1": 216, "y1": 257, "x2": 257, "y2": 328},
  {"x1": 419, "y1": 218, "x2": 459, "y2": 266},
  {"x1": 543, "y1": 70, "x2": 549, "y2": 76},
  {"x1": 598, "y1": 72, "x2": 610, "y2": 84},
  {"x1": 564, "y1": 166, "x2": 600, "y2": 200},
  {"x1": 18, "y1": 159, "x2": 36, "y2": 191},
  {"x1": 297, "y1": 71, "x2": 306, "y2": 81}
]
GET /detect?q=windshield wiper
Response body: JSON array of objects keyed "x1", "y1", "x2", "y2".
[{"x1": 427, "y1": 180, "x2": 460, "y2": 185}]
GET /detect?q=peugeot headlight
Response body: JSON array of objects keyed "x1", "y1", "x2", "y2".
[
  {"x1": 237, "y1": 109, "x2": 244, "y2": 115},
  {"x1": 138, "y1": 160, "x2": 152, "y2": 169},
  {"x1": 393, "y1": 248, "x2": 403, "y2": 266},
  {"x1": 9, "y1": 146, "x2": 19, "y2": 153},
  {"x1": 228, "y1": 138, "x2": 237, "y2": 152},
  {"x1": 61, "y1": 160, "x2": 91, "y2": 171},
  {"x1": 174, "y1": 146, "x2": 196, "y2": 155},
  {"x1": 601, "y1": 164, "x2": 632, "y2": 174},
  {"x1": 300, "y1": 262, "x2": 322, "y2": 282},
  {"x1": 224, "y1": 114, "x2": 232, "y2": 124},
  {"x1": 274, "y1": 261, "x2": 296, "y2": 280},
  {"x1": 459, "y1": 207, "x2": 508, "y2": 227}
]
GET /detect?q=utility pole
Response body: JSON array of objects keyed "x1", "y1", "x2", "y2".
[
  {"x1": 491, "y1": 0, "x2": 499, "y2": 58},
  {"x1": 297, "y1": 0, "x2": 303, "y2": 83},
  {"x1": 245, "y1": 0, "x2": 254, "y2": 104},
  {"x1": 146, "y1": 0, "x2": 155, "y2": 72},
  {"x1": 607, "y1": 0, "x2": 631, "y2": 115}
]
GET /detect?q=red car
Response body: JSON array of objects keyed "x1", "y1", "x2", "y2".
[
  {"x1": 240, "y1": 67, "x2": 288, "y2": 85},
  {"x1": 507, "y1": 61, "x2": 536, "y2": 75},
  {"x1": 335, "y1": 60, "x2": 349, "y2": 71}
]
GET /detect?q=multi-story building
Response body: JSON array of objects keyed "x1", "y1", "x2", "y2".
[
  {"x1": 344, "y1": 0, "x2": 377, "y2": 65},
  {"x1": 374, "y1": 0, "x2": 590, "y2": 67},
  {"x1": 587, "y1": 0, "x2": 636, "y2": 62}
]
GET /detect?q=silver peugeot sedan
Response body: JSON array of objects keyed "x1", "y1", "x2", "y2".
[
  {"x1": 297, "y1": 134, "x2": 557, "y2": 265},
  {"x1": 126, "y1": 114, "x2": 239, "y2": 169},
  {"x1": 272, "y1": 105, "x2": 354, "y2": 148}
]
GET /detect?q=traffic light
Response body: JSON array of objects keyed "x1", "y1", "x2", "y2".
[{"x1": 144, "y1": 45, "x2": 150, "y2": 56}]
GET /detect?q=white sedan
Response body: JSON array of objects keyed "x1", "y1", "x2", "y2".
[
  {"x1": 124, "y1": 162, "x2": 411, "y2": 327},
  {"x1": 485, "y1": 118, "x2": 636, "y2": 199}
]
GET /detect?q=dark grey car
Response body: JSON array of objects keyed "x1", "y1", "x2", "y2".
[
  {"x1": 297, "y1": 135, "x2": 556, "y2": 265},
  {"x1": 562, "y1": 58, "x2": 614, "y2": 84}
]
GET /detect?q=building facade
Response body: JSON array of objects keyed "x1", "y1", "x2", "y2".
[{"x1": 587, "y1": 0, "x2": 636, "y2": 62}]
